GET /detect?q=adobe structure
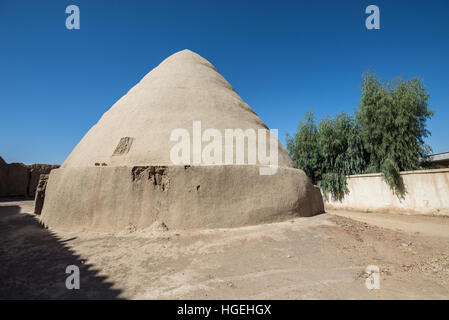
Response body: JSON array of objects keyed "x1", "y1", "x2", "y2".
[
  {"x1": 40, "y1": 50, "x2": 324, "y2": 232},
  {"x1": 0, "y1": 156, "x2": 59, "y2": 198}
]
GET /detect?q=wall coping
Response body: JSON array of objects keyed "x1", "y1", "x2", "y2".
[{"x1": 347, "y1": 168, "x2": 449, "y2": 179}]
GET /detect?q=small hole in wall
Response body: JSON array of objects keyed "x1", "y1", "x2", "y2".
[{"x1": 196, "y1": 185, "x2": 200, "y2": 191}]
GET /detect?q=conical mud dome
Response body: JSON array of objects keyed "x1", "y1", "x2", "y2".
[
  {"x1": 40, "y1": 50, "x2": 324, "y2": 232},
  {"x1": 63, "y1": 49, "x2": 294, "y2": 168}
]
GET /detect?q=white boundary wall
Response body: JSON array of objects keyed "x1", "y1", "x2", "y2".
[{"x1": 325, "y1": 168, "x2": 449, "y2": 215}]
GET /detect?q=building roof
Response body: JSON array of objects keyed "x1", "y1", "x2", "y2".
[
  {"x1": 62, "y1": 50, "x2": 294, "y2": 168},
  {"x1": 422, "y1": 151, "x2": 449, "y2": 167}
]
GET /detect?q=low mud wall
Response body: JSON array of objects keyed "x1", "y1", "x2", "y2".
[
  {"x1": 40, "y1": 165, "x2": 324, "y2": 232},
  {"x1": 325, "y1": 168, "x2": 449, "y2": 215},
  {"x1": 0, "y1": 157, "x2": 59, "y2": 197}
]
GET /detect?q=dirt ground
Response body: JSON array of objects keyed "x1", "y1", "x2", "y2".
[{"x1": 1, "y1": 199, "x2": 448, "y2": 299}]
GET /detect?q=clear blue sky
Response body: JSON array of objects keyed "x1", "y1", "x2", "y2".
[{"x1": 1, "y1": 0, "x2": 448, "y2": 164}]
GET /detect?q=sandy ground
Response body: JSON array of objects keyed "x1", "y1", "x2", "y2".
[{"x1": 1, "y1": 199, "x2": 448, "y2": 299}]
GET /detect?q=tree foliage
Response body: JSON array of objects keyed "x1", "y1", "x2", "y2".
[
  {"x1": 287, "y1": 112, "x2": 367, "y2": 200},
  {"x1": 287, "y1": 72, "x2": 434, "y2": 199},
  {"x1": 317, "y1": 113, "x2": 367, "y2": 199},
  {"x1": 357, "y1": 73, "x2": 434, "y2": 195},
  {"x1": 286, "y1": 111, "x2": 321, "y2": 185}
]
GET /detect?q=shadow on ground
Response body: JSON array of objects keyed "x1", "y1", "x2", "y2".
[{"x1": 0, "y1": 201, "x2": 122, "y2": 299}]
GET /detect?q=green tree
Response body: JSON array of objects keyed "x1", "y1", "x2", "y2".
[
  {"x1": 287, "y1": 72, "x2": 434, "y2": 199},
  {"x1": 287, "y1": 111, "x2": 367, "y2": 200},
  {"x1": 356, "y1": 72, "x2": 434, "y2": 195},
  {"x1": 317, "y1": 112, "x2": 367, "y2": 199},
  {"x1": 286, "y1": 111, "x2": 321, "y2": 185}
]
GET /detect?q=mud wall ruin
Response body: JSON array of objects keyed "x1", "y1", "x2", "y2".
[{"x1": 0, "y1": 156, "x2": 59, "y2": 197}]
